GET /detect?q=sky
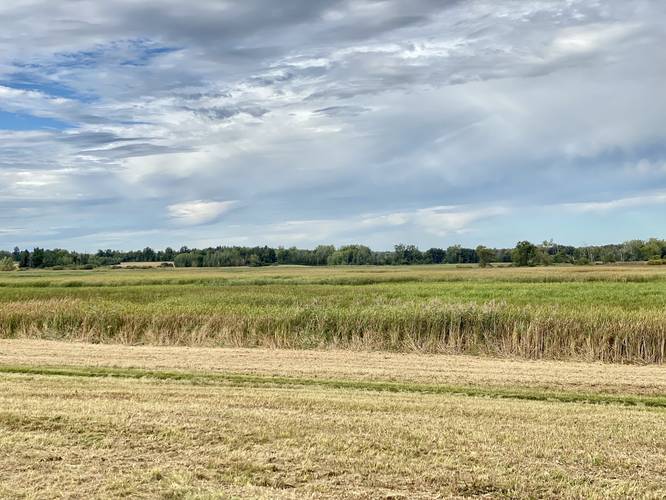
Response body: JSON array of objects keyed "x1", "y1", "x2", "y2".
[{"x1": 1, "y1": 0, "x2": 665, "y2": 251}]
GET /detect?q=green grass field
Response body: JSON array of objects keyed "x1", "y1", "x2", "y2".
[{"x1": 1, "y1": 264, "x2": 666, "y2": 362}]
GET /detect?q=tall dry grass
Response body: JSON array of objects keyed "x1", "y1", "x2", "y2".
[{"x1": 2, "y1": 298, "x2": 664, "y2": 363}]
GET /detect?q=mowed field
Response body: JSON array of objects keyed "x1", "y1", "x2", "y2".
[
  {"x1": 1, "y1": 265, "x2": 666, "y2": 362},
  {"x1": 0, "y1": 340, "x2": 665, "y2": 498}
]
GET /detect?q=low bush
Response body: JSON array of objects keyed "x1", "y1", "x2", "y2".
[{"x1": 0, "y1": 257, "x2": 16, "y2": 271}]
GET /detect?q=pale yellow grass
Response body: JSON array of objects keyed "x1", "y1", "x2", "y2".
[
  {"x1": 0, "y1": 373, "x2": 665, "y2": 498},
  {"x1": 3, "y1": 263, "x2": 666, "y2": 287},
  {"x1": 1, "y1": 341, "x2": 665, "y2": 498},
  {"x1": 2, "y1": 339, "x2": 665, "y2": 396}
]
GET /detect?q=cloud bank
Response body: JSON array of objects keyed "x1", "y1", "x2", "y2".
[{"x1": 0, "y1": 0, "x2": 665, "y2": 250}]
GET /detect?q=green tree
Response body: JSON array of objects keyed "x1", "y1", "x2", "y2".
[
  {"x1": 446, "y1": 245, "x2": 462, "y2": 264},
  {"x1": 18, "y1": 250, "x2": 30, "y2": 268},
  {"x1": 314, "y1": 245, "x2": 335, "y2": 265},
  {"x1": 31, "y1": 247, "x2": 45, "y2": 268},
  {"x1": 643, "y1": 239, "x2": 663, "y2": 260},
  {"x1": 327, "y1": 245, "x2": 373, "y2": 265},
  {"x1": 424, "y1": 248, "x2": 446, "y2": 264},
  {"x1": 512, "y1": 241, "x2": 539, "y2": 267},
  {"x1": 476, "y1": 245, "x2": 495, "y2": 268},
  {"x1": 393, "y1": 244, "x2": 422, "y2": 265}
]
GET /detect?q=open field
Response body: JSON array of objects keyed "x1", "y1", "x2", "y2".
[
  {"x1": 1, "y1": 265, "x2": 666, "y2": 362},
  {"x1": 0, "y1": 340, "x2": 665, "y2": 498}
]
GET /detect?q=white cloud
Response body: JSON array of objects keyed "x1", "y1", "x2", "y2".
[
  {"x1": 549, "y1": 23, "x2": 638, "y2": 57},
  {"x1": 167, "y1": 200, "x2": 237, "y2": 225},
  {"x1": 0, "y1": 85, "x2": 80, "y2": 121},
  {"x1": 252, "y1": 205, "x2": 508, "y2": 244},
  {"x1": 563, "y1": 192, "x2": 666, "y2": 213},
  {"x1": 355, "y1": 206, "x2": 508, "y2": 237},
  {"x1": 411, "y1": 206, "x2": 509, "y2": 237}
]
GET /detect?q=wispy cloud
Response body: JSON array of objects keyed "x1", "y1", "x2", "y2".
[
  {"x1": 167, "y1": 200, "x2": 237, "y2": 225},
  {"x1": 358, "y1": 206, "x2": 509, "y2": 237},
  {"x1": 246, "y1": 204, "x2": 508, "y2": 244},
  {"x1": 563, "y1": 192, "x2": 666, "y2": 213}
]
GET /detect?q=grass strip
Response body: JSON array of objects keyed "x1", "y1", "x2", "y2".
[{"x1": 1, "y1": 363, "x2": 665, "y2": 409}]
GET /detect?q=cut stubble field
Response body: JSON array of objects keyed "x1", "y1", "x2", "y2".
[{"x1": 1, "y1": 340, "x2": 666, "y2": 498}]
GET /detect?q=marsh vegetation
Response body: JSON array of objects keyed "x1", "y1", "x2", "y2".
[{"x1": 1, "y1": 265, "x2": 665, "y2": 363}]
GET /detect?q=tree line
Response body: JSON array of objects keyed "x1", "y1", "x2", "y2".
[{"x1": 1, "y1": 238, "x2": 665, "y2": 270}]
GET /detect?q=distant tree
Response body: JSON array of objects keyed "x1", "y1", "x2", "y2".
[
  {"x1": 162, "y1": 247, "x2": 175, "y2": 261},
  {"x1": 31, "y1": 247, "x2": 45, "y2": 268},
  {"x1": 258, "y1": 246, "x2": 277, "y2": 265},
  {"x1": 601, "y1": 249, "x2": 617, "y2": 264},
  {"x1": 424, "y1": 248, "x2": 446, "y2": 264},
  {"x1": 553, "y1": 248, "x2": 573, "y2": 264},
  {"x1": 18, "y1": 250, "x2": 30, "y2": 268},
  {"x1": 476, "y1": 245, "x2": 495, "y2": 268},
  {"x1": 512, "y1": 241, "x2": 539, "y2": 267},
  {"x1": 247, "y1": 254, "x2": 262, "y2": 267},
  {"x1": 327, "y1": 245, "x2": 373, "y2": 265},
  {"x1": 446, "y1": 245, "x2": 462, "y2": 264},
  {"x1": 173, "y1": 253, "x2": 192, "y2": 267},
  {"x1": 621, "y1": 240, "x2": 645, "y2": 261},
  {"x1": 314, "y1": 245, "x2": 335, "y2": 265},
  {"x1": 643, "y1": 238, "x2": 663, "y2": 261},
  {"x1": 12, "y1": 247, "x2": 20, "y2": 261},
  {"x1": 393, "y1": 244, "x2": 422, "y2": 265},
  {"x1": 142, "y1": 247, "x2": 156, "y2": 261},
  {"x1": 536, "y1": 242, "x2": 553, "y2": 266}
]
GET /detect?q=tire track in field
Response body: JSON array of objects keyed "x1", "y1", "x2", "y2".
[{"x1": 1, "y1": 363, "x2": 665, "y2": 409}]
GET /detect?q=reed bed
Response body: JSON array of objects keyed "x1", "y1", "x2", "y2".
[
  {"x1": 1, "y1": 298, "x2": 664, "y2": 363},
  {"x1": 1, "y1": 265, "x2": 666, "y2": 363}
]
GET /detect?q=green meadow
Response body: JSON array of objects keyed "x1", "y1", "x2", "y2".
[{"x1": 2, "y1": 265, "x2": 665, "y2": 362}]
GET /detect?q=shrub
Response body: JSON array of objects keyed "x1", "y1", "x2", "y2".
[{"x1": 0, "y1": 257, "x2": 15, "y2": 271}]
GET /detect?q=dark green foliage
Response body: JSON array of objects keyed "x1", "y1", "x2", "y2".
[
  {"x1": 476, "y1": 246, "x2": 495, "y2": 268},
  {"x1": 327, "y1": 245, "x2": 374, "y2": 265},
  {"x1": 424, "y1": 247, "x2": 446, "y2": 264},
  {"x1": 393, "y1": 244, "x2": 423, "y2": 265},
  {"x1": 512, "y1": 241, "x2": 554, "y2": 267},
  {"x1": 4, "y1": 238, "x2": 666, "y2": 269}
]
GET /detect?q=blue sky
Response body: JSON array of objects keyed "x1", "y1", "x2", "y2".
[{"x1": 1, "y1": 0, "x2": 665, "y2": 251}]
